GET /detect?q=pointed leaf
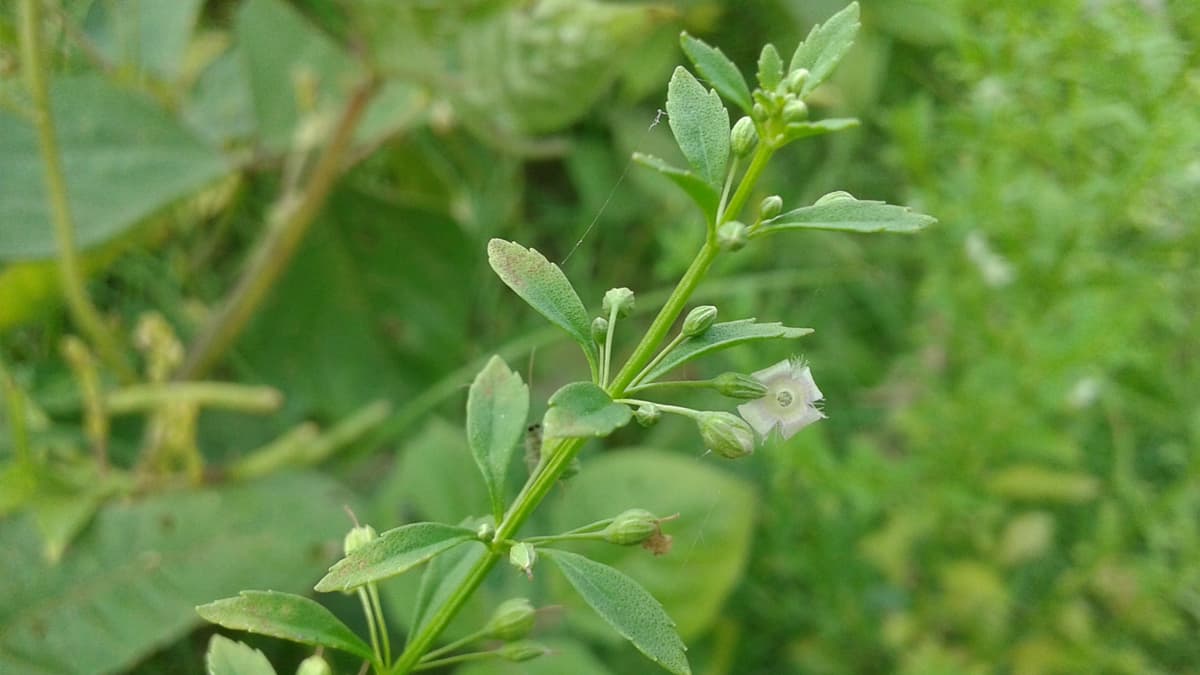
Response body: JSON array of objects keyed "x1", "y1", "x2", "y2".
[
  {"x1": 487, "y1": 239, "x2": 598, "y2": 371},
  {"x1": 639, "y1": 320, "x2": 813, "y2": 383},
  {"x1": 631, "y1": 153, "x2": 719, "y2": 223},
  {"x1": 753, "y1": 197, "x2": 936, "y2": 236},
  {"x1": 543, "y1": 549, "x2": 690, "y2": 675},
  {"x1": 315, "y1": 523, "x2": 476, "y2": 592},
  {"x1": 665, "y1": 67, "x2": 730, "y2": 187},
  {"x1": 679, "y1": 33, "x2": 752, "y2": 113},
  {"x1": 789, "y1": 2, "x2": 861, "y2": 96},
  {"x1": 781, "y1": 118, "x2": 860, "y2": 143},
  {"x1": 543, "y1": 382, "x2": 632, "y2": 440},
  {"x1": 197, "y1": 591, "x2": 373, "y2": 660},
  {"x1": 467, "y1": 356, "x2": 529, "y2": 520},
  {"x1": 205, "y1": 634, "x2": 277, "y2": 675},
  {"x1": 756, "y1": 44, "x2": 783, "y2": 91}
]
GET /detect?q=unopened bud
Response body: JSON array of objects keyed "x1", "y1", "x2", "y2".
[
  {"x1": 509, "y1": 542, "x2": 537, "y2": 580},
  {"x1": 713, "y1": 372, "x2": 769, "y2": 400},
  {"x1": 343, "y1": 524, "x2": 377, "y2": 556},
  {"x1": 697, "y1": 411, "x2": 756, "y2": 459},
  {"x1": 602, "y1": 287, "x2": 635, "y2": 318},
  {"x1": 634, "y1": 403, "x2": 661, "y2": 427},
  {"x1": 759, "y1": 195, "x2": 783, "y2": 220},
  {"x1": 786, "y1": 68, "x2": 810, "y2": 94},
  {"x1": 486, "y1": 597, "x2": 537, "y2": 641},
  {"x1": 717, "y1": 221, "x2": 748, "y2": 251},
  {"x1": 476, "y1": 521, "x2": 496, "y2": 542},
  {"x1": 296, "y1": 655, "x2": 332, "y2": 675},
  {"x1": 730, "y1": 116, "x2": 758, "y2": 157},
  {"x1": 498, "y1": 640, "x2": 550, "y2": 663},
  {"x1": 752, "y1": 102, "x2": 767, "y2": 121},
  {"x1": 604, "y1": 509, "x2": 660, "y2": 545},
  {"x1": 782, "y1": 98, "x2": 809, "y2": 123},
  {"x1": 815, "y1": 190, "x2": 856, "y2": 206},
  {"x1": 681, "y1": 305, "x2": 718, "y2": 337},
  {"x1": 591, "y1": 316, "x2": 609, "y2": 344}
]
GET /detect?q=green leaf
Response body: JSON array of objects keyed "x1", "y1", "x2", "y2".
[
  {"x1": 550, "y1": 449, "x2": 756, "y2": 640},
  {"x1": 789, "y1": 2, "x2": 862, "y2": 96},
  {"x1": 205, "y1": 634, "x2": 277, "y2": 675},
  {"x1": 543, "y1": 382, "x2": 632, "y2": 440},
  {"x1": 631, "y1": 153, "x2": 720, "y2": 224},
  {"x1": 639, "y1": 319, "x2": 814, "y2": 383},
  {"x1": 756, "y1": 44, "x2": 784, "y2": 91},
  {"x1": 83, "y1": 0, "x2": 204, "y2": 81},
  {"x1": 409, "y1": 538, "x2": 490, "y2": 638},
  {"x1": 197, "y1": 591, "x2": 373, "y2": 660},
  {"x1": 487, "y1": 239, "x2": 598, "y2": 371},
  {"x1": 781, "y1": 118, "x2": 860, "y2": 143},
  {"x1": 467, "y1": 356, "x2": 530, "y2": 520},
  {"x1": 315, "y1": 523, "x2": 476, "y2": 592},
  {"x1": 754, "y1": 197, "x2": 937, "y2": 236},
  {"x1": 543, "y1": 549, "x2": 690, "y2": 675},
  {"x1": 0, "y1": 75, "x2": 229, "y2": 261},
  {"x1": 28, "y1": 485, "x2": 106, "y2": 563},
  {"x1": 679, "y1": 33, "x2": 752, "y2": 114},
  {"x1": 665, "y1": 67, "x2": 731, "y2": 187},
  {"x1": 0, "y1": 472, "x2": 354, "y2": 674}
]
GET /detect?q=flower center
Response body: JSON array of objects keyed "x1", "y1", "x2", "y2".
[{"x1": 775, "y1": 389, "x2": 794, "y2": 407}]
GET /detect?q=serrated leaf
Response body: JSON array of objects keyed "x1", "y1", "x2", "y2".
[
  {"x1": 781, "y1": 117, "x2": 860, "y2": 143},
  {"x1": 631, "y1": 153, "x2": 720, "y2": 223},
  {"x1": 0, "y1": 75, "x2": 229, "y2": 261},
  {"x1": 205, "y1": 634, "x2": 277, "y2": 675},
  {"x1": 315, "y1": 523, "x2": 476, "y2": 592},
  {"x1": 789, "y1": 2, "x2": 861, "y2": 96},
  {"x1": 665, "y1": 67, "x2": 730, "y2": 187},
  {"x1": 467, "y1": 356, "x2": 529, "y2": 520},
  {"x1": 680, "y1": 33, "x2": 752, "y2": 114},
  {"x1": 754, "y1": 197, "x2": 936, "y2": 236},
  {"x1": 0, "y1": 472, "x2": 353, "y2": 674},
  {"x1": 543, "y1": 549, "x2": 690, "y2": 675},
  {"x1": 639, "y1": 320, "x2": 814, "y2": 383},
  {"x1": 756, "y1": 44, "x2": 784, "y2": 91},
  {"x1": 543, "y1": 382, "x2": 632, "y2": 440},
  {"x1": 487, "y1": 239, "x2": 598, "y2": 371},
  {"x1": 197, "y1": 591, "x2": 373, "y2": 660}
]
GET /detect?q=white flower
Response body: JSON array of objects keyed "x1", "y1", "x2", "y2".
[{"x1": 737, "y1": 357, "x2": 825, "y2": 439}]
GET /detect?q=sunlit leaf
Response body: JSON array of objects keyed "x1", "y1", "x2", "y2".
[
  {"x1": 780, "y1": 118, "x2": 860, "y2": 143},
  {"x1": 205, "y1": 634, "x2": 277, "y2": 675},
  {"x1": 789, "y1": 2, "x2": 861, "y2": 96},
  {"x1": 315, "y1": 523, "x2": 476, "y2": 592},
  {"x1": 665, "y1": 67, "x2": 730, "y2": 187},
  {"x1": 197, "y1": 591, "x2": 372, "y2": 659},
  {"x1": 467, "y1": 356, "x2": 529, "y2": 520},
  {"x1": 543, "y1": 549, "x2": 690, "y2": 675},
  {"x1": 756, "y1": 44, "x2": 783, "y2": 91},
  {"x1": 754, "y1": 196, "x2": 936, "y2": 236},
  {"x1": 680, "y1": 33, "x2": 752, "y2": 113}
]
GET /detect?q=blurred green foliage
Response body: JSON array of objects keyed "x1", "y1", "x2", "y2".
[{"x1": 0, "y1": 0, "x2": 1196, "y2": 674}]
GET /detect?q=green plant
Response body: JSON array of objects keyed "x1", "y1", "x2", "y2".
[{"x1": 196, "y1": 4, "x2": 934, "y2": 673}]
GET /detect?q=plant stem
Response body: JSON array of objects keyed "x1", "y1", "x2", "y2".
[
  {"x1": 0, "y1": 357, "x2": 30, "y2": 465},
  {"x1": 628, "y1": 330, "x2": 687, "y2": 388},
  {"x1": 178, "y1": 78, "x2": 378, "y2": 379},
  {"x1": 105, "y1": 382, "x2": 283, "y2": 414},
  {"x1": 601, "y1": 305, "x2": 619, "y2": 387},
  {"x1": 419, "y1": 626, "x2": 490, "y2": 663},
  {"x1": 358, "y1": 588, "x2": 383, "y2": 670},
  {"x1": 724, "y1": 143, "x2": 774, "y2": 226},
  {"x1": 19, "y1": 0, "x2": 135, "y2": 384},
  {"x1": 614, "y1": 398, "x2": 702, "y2": 420},
  {"x1": 413, "y1": 651, "x2": 497, "y2": 671},
  {"x1": 369, "y1": 583, "x2": 392, "y2": 666},
  {"x1": 624, "y1": 379, "x2": 714, "y2": 396}
]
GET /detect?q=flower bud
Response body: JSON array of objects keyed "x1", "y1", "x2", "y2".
[
  {"x1": 509, "y1": 542, "x2": 537, "y2": 580},
  {"x1": 786, "y1": 67, "x2": 810, "y2": 94},
  {"x1": 342, "y1": 524, "x2": 377, "y2": 556},
  {"x1": 759, "y1": 195, "x2": 783, "y2": 220},
  {"x1": 815, "y1": 190, "x2": 856, "y2": 206},
  {"x1": 634, "y1": 403, "x2": 661, "y2": 427},
  {"x1": 752, "y1": 102, "x2": 767, "y2": 121},
  {"x1": 782, "y1": 98, "x2": 808, "y2": 123},
  {"x1": 681, "y1": 305, "x2": 718, "y2": 337},
  {"x1": 713, "y1": 372, "x2": 769, "y2": 400},
  {"x1": 476, "y1": 521, "x2": 496, "y2": 542},
  {"x1": 296, "y1": 655, "x2": 332, "y2": 675},
  {"x1": 697, "y1": 411, "x2": 756, "y2": 459},
  {"x1": 717, "y1": 221, "x2": 748, "y2": 251},
  {"x1": 498, "y1": 640, "x2": 550, "y2": 663},
  {"x1": 603, "y1": 509, "x2": 660, "y2": 545},
  {"x1": 730, "y1": 116, "x2": 758, "y2": 157},
  {"x1": 486, "y1": 597, "x2": 537, "y2": 641},
  {"x1": 591, "y1": 316, "x2": 609, "y2": 344},
  {"x1": 602, "y1": 287, "x2": 635, "y2": 318}
]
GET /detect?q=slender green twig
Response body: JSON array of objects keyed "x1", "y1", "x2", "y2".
[
  {"x1": 0, "y1": 356, "x2": 30, "y2": 464},
  {"x1": 19, "y1": 0, "x2": 135, "y2": 384},
  {"x1": 624, "y1": 379, "x2": 715, "y2": 396},
  {"x1": 628, "y1": 330, "x2": 688, "y2": 388},
  {"x1": 413, "y1": 651, "x2": 497, "y2": 671},
  {"x1": 178, "y1": 78, "x2": 379, "y2": 378},
  {"x1": 358, "y1": 588, "x2": 383, "y2": 671},
  {"x1": 601, "y1": 303, "x2": 619, "y2": 387},
  {"x1": 418, "y1": 626, "x2": 490, "y2": 663},
  {"x1": 105, "y1": 382, "x2": 283, "y2": 414},
  {"x1": 369, "y1": 583, "x2": 392, "y2": 666}
]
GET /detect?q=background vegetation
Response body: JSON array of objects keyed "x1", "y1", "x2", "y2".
[{"x1": 0, "y1": 0, "x2": 1196, "y2": 673}]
